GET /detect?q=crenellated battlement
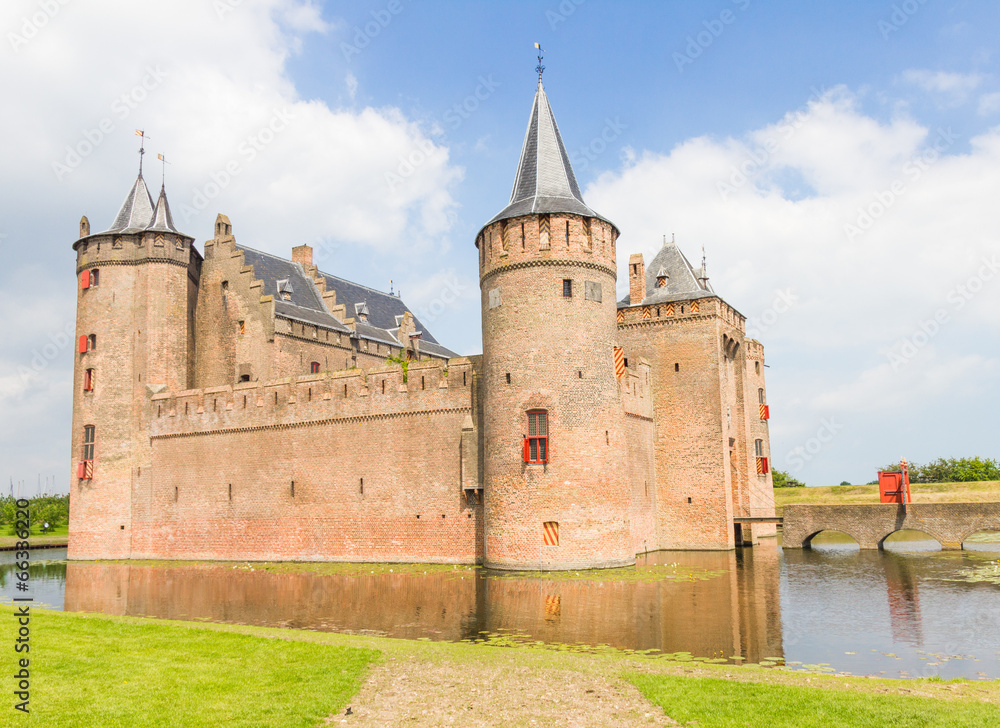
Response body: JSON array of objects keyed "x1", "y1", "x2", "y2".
[
  {"x1": 150, "y1": 357, "x2": 477, "y2": 438},
  {"x1": 616, "y1": 296, "x2": 745, "y2": 333}
]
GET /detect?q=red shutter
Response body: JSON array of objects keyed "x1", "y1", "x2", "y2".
[
  {"x1": 77, "y1": 461, "x2": 86, "y2": 479},
  {"x1": 523, "y1": 437, "x2": 530, "y2": 463},
  {"x1": 80, "y1": 270, "x2": 90, "y2": 289},
  {"x1": 759, "y1": 404, "x2": 770, "y2": 420},
  {"x1": 78, "y1": 335, "x2": 88, "y2": 353},
  {"x1": 761, "y1": 457, "x2": 769, "y2": 474}
]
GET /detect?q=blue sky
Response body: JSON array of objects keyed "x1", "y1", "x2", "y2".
[{"x1": 1, "y1": 0, "x2": 999, "y2": 494}]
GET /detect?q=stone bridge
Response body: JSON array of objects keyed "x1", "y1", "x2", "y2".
[{"x1": 782, "y1": 503, "x2": 1000, "y2": 550}]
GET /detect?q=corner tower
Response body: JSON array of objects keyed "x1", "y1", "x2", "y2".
[
  {"x1": 478, "y1": 78, "x2": 633, "y2": 570},
  {"x1": 69, "y1": 170, "x2": 201, "y2": 559}
]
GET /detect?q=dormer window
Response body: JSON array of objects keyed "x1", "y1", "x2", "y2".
[
  {"x1": 355, "y1": 302, "x2": 369, "y2": 323},
  {"x1": 276, "y1": 279, "x2": 293, "y2": 301},
  {"x1": 655, "y1": 267, "x2": 668, "y2": 288}
]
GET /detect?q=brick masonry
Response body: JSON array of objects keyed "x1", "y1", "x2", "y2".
[{"x1": 782, "y1": 503, "x2": 1000, "y2": 549}]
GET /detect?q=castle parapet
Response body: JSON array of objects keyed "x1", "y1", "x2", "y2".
[{"x1": 150, "y1": 357, "x2": 476, "y2": 438}]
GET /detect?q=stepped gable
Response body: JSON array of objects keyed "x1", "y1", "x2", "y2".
[
  {"x1": 618, "y1": 239, "x2": 715, "y2": 307},
  {"x1": 485, "y1": 79, "x2": 616, "y2": 230},
  {"x1": 237, "y1": 244, "x2": 458, "y2": 356},
  {"x1": 318, "y1": 271, "x2": 451, "y2": 350}
]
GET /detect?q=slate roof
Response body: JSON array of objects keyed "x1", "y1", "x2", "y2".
[
  {"x1": 236, "y1": 244, "x2": 458, "y2": 357},
  {"x1": 485, "y1": 80, "x2": 616, "y2": 232},
  {"x1": 618, "y1": 240, "x2": 715, "y2": 308},
  {"x1": 98, "y1": 174, "x2": 192, "y2": 238}
]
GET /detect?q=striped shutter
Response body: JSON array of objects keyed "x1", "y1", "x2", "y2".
[
  {"x1": 613, "y1": 347, "x2": 626, "y2": 378},
  {"x1": 665, "y1": 303, "x2": 675, "y2": 316},
  {"x1": 543, "y1": 521, "x2": 559, "y2": 546},
  {"x1": 616, "y1": 310, "x2": 624, "y2": 323},
  {"x1": 641, "y1": 306, "x2": 651, "y2": 319},
  {"x1": 756, "y1": 457, "x2": 769, "y2": 475},
  {"x1": 80, "y1": 270, "x2": 90, "y2": 289},
  {"x1": 759, "y1": 404, "x2": 769, "y2": 420},
  {"x1": 85, "y1": 460, "x2": 94, "y2": 479}
]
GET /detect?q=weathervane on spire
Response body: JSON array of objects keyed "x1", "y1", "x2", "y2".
[
  {"x1": 135, "y1": 130, "x2": 150, "y2": 176},
  {"x1": 534, "y1": 42, "x2": 545, "y2": 82},
  {"x1": 157, "y1": 153, "x2": 170, "y2": 190}
]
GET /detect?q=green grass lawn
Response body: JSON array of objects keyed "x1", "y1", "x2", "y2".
[
  {"x1": 773, "y1": 481, "x2": 1000, "y2": 516},
  {"x1": 4, "y1": 608, "x2": 377, "y2": 727},
  {"x1": 0, "y1": 523, "x2": 68, "y2": 548},
  {"x1": 628, "y1": 674, "x2": 1000, "y2": 728}
]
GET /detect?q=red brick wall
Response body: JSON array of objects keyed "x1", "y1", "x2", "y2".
[{"x1": 479, "y1": 213, "x2": 634, "y2": 570}]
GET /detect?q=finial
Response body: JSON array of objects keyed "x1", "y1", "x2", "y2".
[
  {"x1": 701, "y1": 243, "x2": 706, "y2": 270},
  {"x1": 672, "y1": 232, "x2": 675, "y2": 244},
  {"x1": 389, "y1": 279, "x2": 394, "y2": 296},
  {"x1": 534, "y1": 42, "x2": 545, "y2": 82},
  {"x1": 135, "y1": 130, "x2": 150, "y2": 176},
  {"x1": 662, "y1": 234, "x2": 666, "y2": 247},
  {"x1": 156, "y1": 153, "x2": 170, "y2": 190}
]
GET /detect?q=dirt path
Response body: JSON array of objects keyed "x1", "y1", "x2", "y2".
[{"x1": 328, "y1": 654, "x2": 677, "y2": 727}]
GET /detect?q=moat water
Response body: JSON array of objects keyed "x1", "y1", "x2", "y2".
[{"x1": 4, "y1": 535, "x2": 1000, "y2": 680}]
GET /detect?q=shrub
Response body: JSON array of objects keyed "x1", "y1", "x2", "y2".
[{"x1": 772, "y1": 469, "x2": 805, "y2": 488}]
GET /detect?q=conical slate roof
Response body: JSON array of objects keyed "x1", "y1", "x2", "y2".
[
  {"x1": 147, "y1": 185, "x2": 181, "y2": 234},
  {"x1": 104, "y1": 174, "x2": 155, "y2": 234},
  {"x1": 486, "y1": 80, "x2": 615, "y2": 230}
]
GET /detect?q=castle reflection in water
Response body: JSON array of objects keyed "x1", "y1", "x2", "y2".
[{"x1": 63, "y1": 542, "x2": 784, "y2": 663}]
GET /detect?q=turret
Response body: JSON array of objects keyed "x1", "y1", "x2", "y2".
[
  {"x1": 478, "y1": 77, "x2": 633, "y2": 570},
  {"x1": 69, "y1": 167, "x2": 201, "y2": 560}
]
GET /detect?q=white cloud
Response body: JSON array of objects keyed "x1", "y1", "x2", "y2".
[
  {"x1": 900, "y1": 69, "x2": 983, "y2": 106},
  {"x1": 978, "y1": 91, "x2": 1000, "y2": 116},
  {"x1": 586, "y1": 86, "x2": 1000, "y2": 483}
]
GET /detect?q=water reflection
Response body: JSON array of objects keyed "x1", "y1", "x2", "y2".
[
  {"x1": 63, "y1": 545, "x2": 784, "y2": 664},
  {"x1": 0, "y1": 547, "x2": 67, "y2": 609}
]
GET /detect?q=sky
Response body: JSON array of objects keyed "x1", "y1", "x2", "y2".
[{"x1": 1, "y1": 0, "x2": 998, "y2": 494}]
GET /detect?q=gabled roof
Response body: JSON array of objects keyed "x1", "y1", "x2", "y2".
[
  {"x1": 618, "y1": 239, "x2": 715, "y2": 308},
  {"x1": 485, "y1": 80, "x2": 615, "y2": 231},
  {"x1": 236, "y1": 244, "x2": 458, "y2": 357}
]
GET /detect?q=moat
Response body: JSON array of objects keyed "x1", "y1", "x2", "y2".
[{"x1": 4, "y1": 538, "x2": 1000, "y2": 680}]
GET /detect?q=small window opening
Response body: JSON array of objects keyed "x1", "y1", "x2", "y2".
[
  {"x1": 674, "y1": 363, "x2": 680, "y2": 372},
  {"x1": 565, "y1": 220, "x2": 570, "y2": 246},
  {"x1": 221, "y1": 280, "x2": 228, "y2": 293},
  {"x1": 360, "y1": 478, "x2": 364, "y2": 494},
  {"x1": 562, "y1": 279, "x2": 572, "y2": 297},
  {"x1": 83, "y1": 368, "x2": 95, "y2": 392},
  {"x1": 382, "y1": 379, "x2": 385, "y2": 394},
  {"x1": 291, "y1": 481, "x2": 295, "y2": 497},
  {"x1": 240, "y1": 374, "x2": 251, "y2": 383},
  {"x1": 605, "y1": 430, "x2": 609, "y2": 445},
  {"x1": 687, "y1": 497, "x2": 692, "y2": 504},
  {"x1": 521, "y1": 223, "x2": 525, "y2": 249},
  {"x1": 755, "y1": 439, "x2": 764, "y2": 457},
  {"x1": 307, "y1": 388, "x2": 312, "y2": 402},
  {"x1": 463, "y1": 372, "x2": 467, "y2": 386},
  {"x1": 174, "y1": 487, "x2": 178, "y2": 502},
  {"x1": 238, "y1": 320, "x2": 245, "y2": 335},
  {"x1": 91, "y1": 269, "x2": 100, "y2": 287},
  {"x1": 755, "y1": 361, "x2": 761, "y2": 374},
  {"x1": 421, "y1": 376, "x2": 425, "y2": 390},
  {"x1": 88, "y1": 334, "x2": 97, "y2": 351},
  {"x1": 506, "y1": 373, "x2": 511, "y2": 384},
  {"x1": 758, "y1": 387, "x2": 765, "y2": 404},
  {"x1": 213, "y1": 398, "x2": 217, "y2": 411},
  {"x1": 310, "y1": 361, "x2": 320, "y2": 374},
  {"x1": 273, "y1": 392, "x2": 278, "y2": 404},
  {"x1": 344, "y1": 383, "x2": 348, "y2": 397},
  {"x1": 228, "y1": 484, "x2": 232, "y2": 500},
  {"x1": 578, "y1": 370, "x2": 582, "y2": 378}
]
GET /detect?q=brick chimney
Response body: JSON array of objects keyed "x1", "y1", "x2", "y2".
[
  {"x1": 628, "y1": 253, "x2": 646, "y2": 305},
  {"x1": 292, "y1": 244, "x2": 313, "y2": 267}
]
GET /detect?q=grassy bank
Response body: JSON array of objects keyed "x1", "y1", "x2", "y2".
[
  {"x1": 0, "y1": 524, "x2": 69, "y2": 549},
  {"x1": 2, "y1": 606, "x2": 998, "y2": 727},
  {"x1": 773, "y1": 481, "x2": 1000, "y2": 516}
]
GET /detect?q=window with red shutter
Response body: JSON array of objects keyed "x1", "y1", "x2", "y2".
[
  {"x1": 83, "y1": 369, "x2": 94, "y2": 392},
  {"x1": 310, "y1": 362, "x2": 320, "y2": 374},
  {"x1": 78, "y1": 335, "x2": 88, "y2": 353},
  {"x1": 80, "y1": 270, "x2": 91, "y2": 289},
  {"x1": 525, "y1": 410, "x2": 548, "y2": 463}
]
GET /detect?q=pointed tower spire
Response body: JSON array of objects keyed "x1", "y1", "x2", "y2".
[
  {"x1": 485, "y1": 74, "x2": 616, "y2": 231},
  {"x1": 103, "y1": 174, "x2": 155, "y2": 234},
  {"x1": 148, "y1": 186, "x2": 180, "y2": 233}
]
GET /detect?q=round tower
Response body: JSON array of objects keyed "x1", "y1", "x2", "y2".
[
  {"x1": 478, "y1": 78, "x2": 633, "y2": 570},
  {"x1": 69, "y1": 166, "x2": 199, "y2": 560}
]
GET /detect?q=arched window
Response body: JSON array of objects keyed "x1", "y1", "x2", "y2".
[
  {"x1": 524, "y1": 410, "x2": 548, "y2": 464},
  {"x1": 310, "y1": 361, "x2": 320, "y2": 374},
  {"x1": 88, "y1": 334, "x2": 97, "y2": 351},
  {"x1": 83, "y1": 369, "x2": 95, "y2": 392},
  {"x1": 758, "y1": 387, "x2": 765, "y2": 404}
]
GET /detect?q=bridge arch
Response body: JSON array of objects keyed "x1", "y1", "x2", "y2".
[
  {"x1": 961, "y1": 529, "x2": 1000, "y2": 551},
  {"x1": 878, "y1": 529, "x2": 944, "y2": 551},
  {"x1": 802, "y1": 529, "x2": 860, "y2": 549}
]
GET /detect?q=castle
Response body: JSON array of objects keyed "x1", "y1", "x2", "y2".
[{"x1": 68, "y1": 77, "x2": 776, "y2": 570}]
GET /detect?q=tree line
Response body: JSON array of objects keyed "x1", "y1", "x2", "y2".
[{"x1": 0, "y1": 494, "x2": 69, "y2": 532}]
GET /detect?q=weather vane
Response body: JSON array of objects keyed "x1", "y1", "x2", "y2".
[
  {"x1": 135, "y1": 130, "x2": 150, "y2": 175},
  {"x1": 157, "y1": 153, "x2": 170, "y2": 189},
  {"x1": 534, "y1": 42, "x2": 545, "y2": 81}
]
